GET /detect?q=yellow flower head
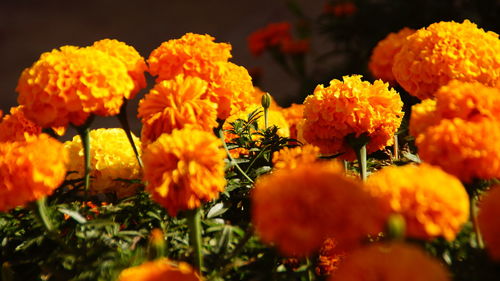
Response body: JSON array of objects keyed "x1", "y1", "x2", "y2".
[
  {"x1": 17, "y1": 45, "x2": 134, "y2": 128},
  {"x1": 280, "y1": 103, "x2": 304, "y2": 140},
  {"x1": 251, "y1": 161, "x2": 386, "y2": 256},
  {"x1": 138, "y1": 75, "x2": 218, "y2": 147},
  {"x1": 302, "y1": 75, "x2": 403, "y2": 160},
  {"x1": 117, "y1": 258, "x2": 202, "y2": 281},
  {"x1": 65, "y1": 128, "x2": 142, "y2": 198},
  {"x1": 393, "y1": 20, "x2": 500, "y2": 100},
  {"x1": 0, "y1": 134, "x2": 68, "y2": 211},
  {"x1": 142, "y1": 128, "x2": 226, "y2": 216},
  {"x1": 91, "y1": 39, "x2": 147, "y2": 98},
  {"x1": 329, "y1": 242, "x2": 450, "y2": 281},
  {"x1": 0, "y1": 106, "x2": 41, "y2": 142},
  {"x1": 366, "y1": 163, "x2": 469, "y2": 241},
  {"x1": 478, "y1": 186, "x2": 500, "y2": 261},
  {"x1": 369, "y1": 27, "x2": 415, "y2": 84},
  {"x1": 272, "y1": 144, "x2": 320, "y2": 170}
]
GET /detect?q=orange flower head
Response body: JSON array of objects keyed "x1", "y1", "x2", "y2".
[
  {"x1": 17, "y1": 45, "x2": 134, "y2": 128},
  {"x1": 280, "y1": 103, "x2": 304, "y2": 140},
  {"x1": 365, "y1": 163, "x2": 469, "y2": 241},
  {"x1": 329, "y1": 242, "x2": 450, "y2": 281},
  {"x1": 248, "y1": 22, "x2": 292, "y2": 56},
  {"x1": 251, "y1": 161, "x2": 387, "y2": 256},
  {"x1": 393, "y1": 20, "x2": 500, "y2": 100},
  {"x1": 316, "y1": 238, "x2": 345, "y2": 276},
  {"x1": 0, "y1": 106, "x2": 41, "y2": 142},
  {"x1": 272, "y1": 144, "x2": 320, "y2": 170},
  {"x1": 409, "y1": 99, "x2": 437, "y2": 137},
  {"x1": 0, "y1": 134, "x2": 68, "y2": 211},
  {"x1": 91, "y1": 39, "x2": 147, "y2": 98},
  {"x1": 138, "y1": 75, "x2": 218, "y2": 146},
  {"x1": 143, "y1": 128, "x2": 226, "y2": 216},
  {"x1": 369, "y1": 27, "x2": 416, "y2": 84},
  {"x1": 478, "y1": 186, "x2": 500, "y2": 261},
  {"x1": 302, "y1": 75, "x2": 403, "y2": 160},
  {"x1": 117, "y1": 258, "x2": 202, "y2": 281}
]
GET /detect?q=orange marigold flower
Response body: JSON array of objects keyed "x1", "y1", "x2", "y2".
[
  {"x1": 316, "y1": 238, "x2": 345, "y2": 276},
  {"x1": 251, "y1": 161, "x2": 386, "y2": 256},
  {"x1": 248, "y1": 22, "x2": 292, "y2": 56},
  {"x1": 117, "y1": 258, "x2": 202, "y2": 281},
  {"x1": 478, "y1": 186, "x2": 500, "y2": 261},
  {"x1": 280, "y1": 103, "x2": 304, "y2": 140},
  {"x1": 137, "y1": 75, "x2": 218, "y2": 146},
  {"x1": 0, "y1": 105, "x2": 41, "y2": 142},
  {"x1": 393, "y1": 20, "x2": 500, "y2": 100},
  {"x1": 0, "y1": 134, "x2": 68, "y2": 211},
  {"x1": 409, "y1": 99, "x2": 437, "y2": 138},
  {"x1": 65, "y1": 128, "x2": 142, "y2": 198},
  {"x1": 272, "y1": 144, "x2": 320, "y2": 170},
  {"x1": 329, "y1": 242, "x2": 450, "y2": 281},
  {"x1": 365, "y1": 164, "x2": 469, "y2": 241},
  {"x1": 91, "y1": 39, "x2": 147, "y2": 98},
  {"x1": 369, "y1": 27, "x2": 416, "y2": 84},
  {"x1": 301, "y1": 75, "x2": 403, "y2": 160},
  {"x1": 143, "y1": 129, "x2": 226, "y2": 216},
  {"x1": 17, "y1": 45, "x2": 134, "y2": 128}
]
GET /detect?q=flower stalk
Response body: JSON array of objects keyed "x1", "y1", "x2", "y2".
[
  {"x1": 117, "y1": 100, "x2": 143, "y2": 168},
  {"x1": 346, "y1": 133, "x2": 370, "y2": 181},
  {"x1": 187, "y1": 208, "x2": 203, "y2": 274},
  {"x1": 73, "y1": 116, "x2": 94, "y2": 195}
]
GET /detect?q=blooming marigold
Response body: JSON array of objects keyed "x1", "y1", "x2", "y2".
[
  {"x1": 409, "y1": 99, "x2": 437, "y2": 137},
  {"x1": 393, "y1": 20, "x2": 500, "y2": 100},
  {"x1": 248, "y1": 22, "x2": 292, "y2": 56},
  {"x1": 301, "y1": 75, "x2": 403, "y2": 160},
  {"x1": 478, "y1": 186, "x2": 500, "y2": 261},
  {"x1": 17, "y1": 45, "x2": 134, "y2": 128},
  {"x1": 117, "y1": 258, "x2": 202, "y2": 281},
  {"x1": 0, "y1": 106, "x2": 41, "y2": 142},
  {"x1": 280, "y1": 103, "x2": 304, "y2": 140},
  {"x1": 365, "y1": 163, "x2": 469, "y2": 241},
  {"x1": 91, "y1": 39, "x2": 147, "y2": 98},
  {"x1": 142, "y1": 129, "x2": 226, "y2": 216},
  {"x1": 272, "y1": 144, "x2": 320, "y2": 170},
  {"x1": 369, "y1": 27, "x2": 415, "y2": 84},
  {"x1": 251, "y1": 161, "x2": 387, "y2": 256},
  {"x1": 0, "y1": 134, "x2": 68, "y2": 211},
  {"x1": 316, "y1": 238, "x2": 345, "y2": 276},
  {"x1": 329, "y1": 242, "x2": 450, "y2": 281},
  {"x1": 137, "y1": 75, "x2": 218, "y2": 146},
  {"x1": 65, "y1": 128, "x2": 142, "y2": 198}
]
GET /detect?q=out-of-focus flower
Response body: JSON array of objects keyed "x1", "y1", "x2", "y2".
[
  {"x1": 478, "y1": 186, "x2": 500, "y2": 261},
  {"x1": 142, "y1": 128, "x2": 226, "y2": 216},
  {"x1": 301, "y1": 75, "x2": 403, "y2": 160},
  {"x1": 17, "y1": 45, "x2": 134, "y2": 128},
  {"x1": 393, "y1": 20, "x2": 500, "y2": 100},
  {"x1": 137, "y1": 75, "x2": 218, "y2": 146},
  {"x1": 248, "y1": 22, "x2": 292, "y2": 56},
  {"x1": 316, "y1": 238, "x2": 345, "y2": 276},
  {"x1": 280, "y1": 103, "x2": 304, "y2": 140},
  {"x1": 0, "y1": 134, "x2": 68, "y2": 211},
  {"x1": 323, "y1": 2, "x2": 357, "y2": 17},
  {"x1": 369, "y1": 28, "x2": 416, "y2": 84},
  {"x1": 272, "y1": 144, "x2": 320, "y2": 170},
  {"x1": 251, "y1": 161, "x2": 387, "y2": 256},
  {"x1": 281, "y1": 39, "x2": 310, "y2": 55},
  {"x1": 117, "y1": 258, "x2": 202, "y2": 281},
  {"x1": 0, "y1": 106, "x2": 41, "y2": 142},
  {"x1": 365, "y1": 163, "x2": 469, "y2": 241},
  {"x1": 91, "y1": 39, "x2": 147, "y2": 98},
  {"x1": 329, "y1": 242, "x2": 450, "y2": 281},
  {"x1": 409, "y1": 99, "x2": 437, "y2": 137},
  {"x1": 65, "y1": 128, "x2": 142, "y2": 198}
]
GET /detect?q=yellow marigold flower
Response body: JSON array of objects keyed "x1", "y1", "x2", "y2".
[
  {"x1": 91, "y1": 39, "x2": 147, "y2": 98},
  {"x1": 272, "y1": 144, "x2": 320, "y2": 170},
  {"x1": 143, "y1": 129, "x2": 226, "y2": 216},
  {"x1": 117, "y1": 258, "x2": 202, "y2": 281},
  {"x1": 137, "y1": 75, "x2": 218, "y2": 147},
  {"x1": 316, "y1": 238, "x2": 345, "y2": 276},
  {"x1": 251, "y1": 161, "x2": 387, "y2": 256},
  {"x1": 365, "y1": 164, "x2": 469, "y2": 241},
  {"x1": 0, "y1": 106, "x2": 41, "y2": 142},
  {"x1": 478, "y1": 186, "x2": 500, "y2": 261},
  {"x1": 0, "y1": 134, "x2": 68, "y2": 211},
  {"x1": 393, "y1": 20, "x2": 500, "y2": 100},
  {"x1": 17, "y1": 45, "x2": 134, "y2": 128},
  {"x1": 280, "y1": 103, "x2": 304, "y2": 140},
  {"x1": 329, "y1": 242, "x2": 450, "y2": 281},
  {"x1": 302, "y1": 75, "x2": 403, "y2": 160},
  {"x1": 369, "y1": 27, "x2": 415, "y2": 84},
  {"x1": 65, "y1": 128, "x2": 142, "y2": 198}
]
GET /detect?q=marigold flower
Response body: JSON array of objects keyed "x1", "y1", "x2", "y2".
[
  {"x1": 0, "y1": 134, "x2": 68, "y2": 211},
  {"x1": 393, "y1": 20, "x2": 500, "y2": 100},
  {"x1": 280, "y1": 38, "x2": 310, "y2": 55},
  {"x1": 478, "y1": 186, "x2": 500, "y2": 261},
  {"x1": 251, "y1": 161, "x2": 387, "y2": 256},
  {"x1": 117, "y1": 258, "x2": 202, "y2": 281},
  {"x1": 280, "y1": 103, "x2": 304, "y2": 140},
  {"x1": 329, "y1": 242, "x2": 450, "y2": 281},
  {"x1": 369, "y1": 27, "x2": 415, "y2": 84},
  {"x1": 138, "y1": 75, "x2": 218, "y2": 146},
  {"x1": 409, "y1": 99, "x2": 437, "y2": 137},
  {"x1": 91, "y1": 39, "x2": 147, "y2": 98},
  {"x1": 272, "y1": 144, "x2": 320, "y2": 170},
  {"x1": 301, "y1": 75, "x2": 403, "y2": 160},
  {"x1": 316, "y1": 238, "x2": 345, "y2": 276},
  {"x1": 0, "y1": 106, "x2": 41, "y2": 142},
  {"x1": 248, "y1": 22, "x2": 292, "y2": 56},
  {"x1": 323, "y1": 2, "x2": 357, "y2": 17},
  {"x1": 17, "y1": 45, "x2": 134, "y2": 128},
  {"x1": 143, "y1": 129, "x2": 226, "y2": 216},
  {"x1": 365, "y1": 164, "x2": 469, "y2": 241},
  {"x1": 65, "y1": 128, "x2": 142, "y2": 198}
]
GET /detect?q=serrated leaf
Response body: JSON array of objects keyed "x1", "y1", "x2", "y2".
[{"x1": 58, "y1": 208, "x2": 88, "y2": 224}]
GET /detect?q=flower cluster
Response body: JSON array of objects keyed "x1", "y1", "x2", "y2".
[
  {"x1": 478, "y1": 186, "x2": 500, "y2": 261},
  {"x1": 117, "y1": 258, "x2": 202, "y2": 281},
  {"x1": 272, "y1": 144, "x2": 320, "y2": 170},
  {"x1": 0, "y1": 106, "x2": 41, "y2": 142}
]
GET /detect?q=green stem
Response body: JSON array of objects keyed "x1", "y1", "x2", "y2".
[
  {"x1": 355, "y1": 144, "x2": 367, "y2": 181},
  {"x1": 187, "y1": 208, "x2": 203, "y2": 274},
  {"x1": 117, "y1": 100, "x2": 143, "y2": 168},
  {"x1": 470, "y1": 195, "x2": 485, "y2": 249},
  {"x1": 264, "y1": 109, "x2": 269, "y2": 129},
  {"x1": 216, "y1": 127, "x2": 254, "y2": 183},
  {"x1": 305, "y1": 257, "x2": 315, "y2": 281},
  {"x1": 75, "y1": 125, "x2": 91, "y2": 196},
  {"x1": 393, "y1": 134, "x2": 399, "y2": 161},
  {"x1": 36, "y1": 197, "x2": 54, "y2": 232}
]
